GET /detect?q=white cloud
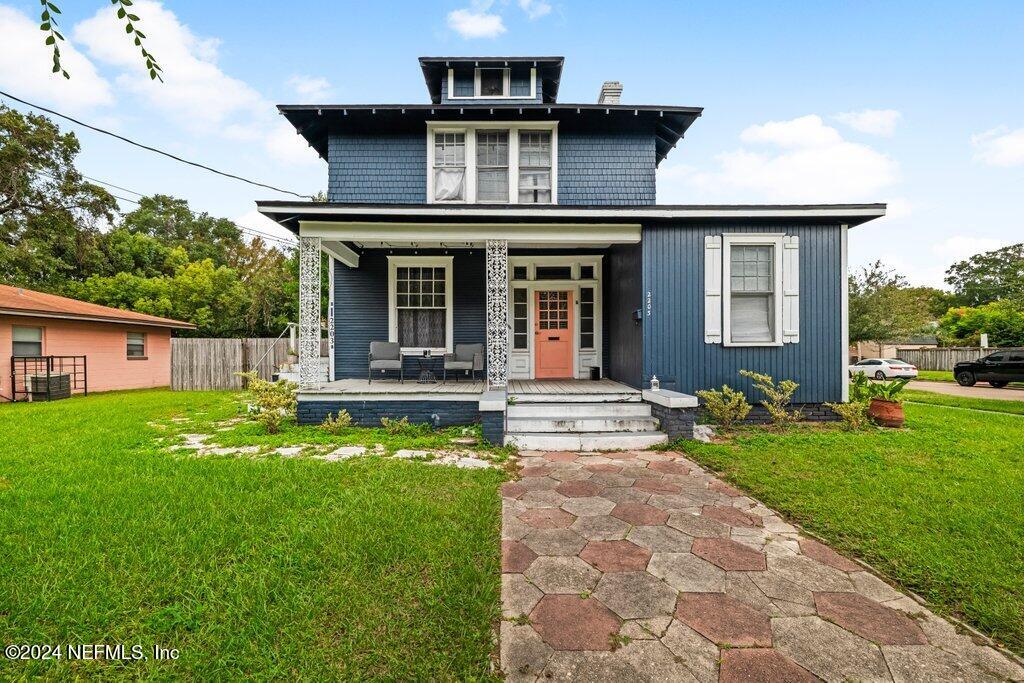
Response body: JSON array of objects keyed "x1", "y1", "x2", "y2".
[
  {"x1": 234, "y1": 209, "x2": 298, "y2": 246},
  {"x1": 288, "y1": 75, "x2": 332, "y2": 102},
  {"x1": 518, "y1": 0, "x2": 552, "y2": 20},
  {"x1": 0, "y1": 5, "x2": 113, "y2": 111},
  {"x1": 930, "y1": 235, "x2": 1006, "y2": 263},
  {"x1": 834, "y1": 109, "x2": 902, "y2": 137},
  {"x1": 660, "y1": 114, "x2": 899, "y2": 204},
  {"x1": 971, "y1": 126, "x2": 1024, "y2": 167},
  {"x1": 448, "y1": 1, "x2": 506, "y2": 39}
]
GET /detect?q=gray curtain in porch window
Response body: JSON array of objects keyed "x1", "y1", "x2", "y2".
[{"x1": 398, "y1": 309, "x2": 446, "y2": 348}]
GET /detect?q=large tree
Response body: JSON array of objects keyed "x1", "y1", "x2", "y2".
[
  {"x1": 848, "y1": 261, "x2": 942, "y2": 343},
  {"x1": 120, "y1": 195, "x2": 243, "y2": 267},
  {"x1": 945, "y1": 243, "x2": 1024, "y2": 307}
]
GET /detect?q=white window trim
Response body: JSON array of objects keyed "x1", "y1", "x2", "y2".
[
  {"x1": 387, "y1": 255, "x2": 455, "y2": 354},
  {"x1": 427, "y1": 121, "x2": 558, "y2": 204},
  {"x1": 722, "y1": 233, "x2": 785, "y2": 347},
  {"x1": 446, "y1": 67, "x2": 537, "y2": 100}
]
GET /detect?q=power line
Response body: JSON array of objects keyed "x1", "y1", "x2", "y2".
[
  {"x1": 0, "y1": 89, "x2": 316, "y2": 200},
  {"x1": 82, "y1": 174, "x2": 143, "y2": 197}
]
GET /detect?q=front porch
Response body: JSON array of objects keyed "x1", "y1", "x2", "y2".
[{"x1": 296, "y1": 377, "x2": 638, "y2": 400}]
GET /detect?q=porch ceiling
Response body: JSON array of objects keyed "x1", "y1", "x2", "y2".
[{"x1": 299, "y1": 221, "x2": 642, "y2": 247}]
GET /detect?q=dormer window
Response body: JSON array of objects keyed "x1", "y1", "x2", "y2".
[
  {"x1": 427, "y1": 123, "x2": 557, "y2": 204},
  {"x1": 478, "y1": 68, "x2": 507, "y2": 97}
]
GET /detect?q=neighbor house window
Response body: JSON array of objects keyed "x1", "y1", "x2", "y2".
[
  {"x1": 728, "y1": 244, "x2": 775, "y2": 343},
  {"x1": 127, "y1": 331, "x2": 146, "y2": 358},
  {"x1": 476, "y1": 130, "x2": 509, "y2": 202},
  {"x1": 12, "y1": 326, "x2": 43, "y2": 356},
  {"x1": 389, "y1": 257, "x2": 453, "y2": 352},
  {"x1": 518, "y1": 131, "x2": 552, "y2": 204},
  {"x1": 433, "y1": 132, "x2": 466, "y2": 202},
  {"x1": 428, "y1": 124, "x2": 556, "y2": 204}
]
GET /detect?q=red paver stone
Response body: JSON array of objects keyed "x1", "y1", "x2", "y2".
[
  {"x1": 502, "y1": 540, "x2": 538, "y2": 573},
  {"x1": 708, "y1": 480, "x2": 744, "y2": 497},
  {"x1": 501, "y1": 481, "x2": 527, "y2": 499},
  {"x1": 518, "y1": 508, "x2": 577, "y2": 529},
  {"x1": 676, "y1": 593, "x2": 772, "y2": 647},
  {"x1": 701, "y1": 505, "x2": 763, "y2": 528},
  {"x1": 814, "y1": 592, "x2": 928, "y2": 645},
  {"x1": 633, "y1": 478, "x2": 683, "y2": 494},
  {"x1": 519, "y1": 465, "x2": 554, "y2": 477},
  {"x1": 578, "y1": 540, "x2": 652, "y2": 573},
  {"x1": 555, "y1": 480, "x2": 605, "y2": 498},
  {"x1": 610, "y1": 502, "x2": 669, "y2": 526},
  {"x1": 799, "y1": 538, "x2": 861, "y2": 572},
  {"x1": 543, "y1": 451, "x2": 579, "y2": 462},
  {"x1": 647, "y1": 461, "x2": 692, "y2": 476},
  {"x1": 584, "y1": 463, "x2": 623, "y2": 473},
  {"x1": 609, "y1": 451, "x2": 641, "y2": 459},
  {"x1": 719, "y1": 648, "x2": 818, "y2": 683},
  {"x1": 530, "y1": 595, "x2": 621, "y2": 651},
  {"x1": 691, "y1": 538, "x2": 767, "y2": 571}
]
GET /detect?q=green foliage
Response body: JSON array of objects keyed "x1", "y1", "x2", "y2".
[
  {"x1": 825, "y1": 400, "x2": 870, "y2": 430},
  {"x1": 320, "y1": 410, "x2": 353, "y2": 435},
  {"x1": 695, "y1": 385, "x2": 752, "y2": 429},
  {"x1": 945, "y1": 242, "x2": 1024, "y2": 307},
  {"x1": 380, "y1": 416, "x2": 433, "y2": 436},
  {"x1": 237, "y1": 372, "x2": 296, "y2": 434},
  {"x1": 40, "y1": 1, "x2": 161, "y2": 81},
  {"x1": 739, "y1": 369, "x2": 801, "y2": 425},
  {"x1": 937, "y1": 300, "x2": 1024, "y2": 347},
  {"x1": 869, "y1": 377, "x2": 910, "y2": 404},
  {"x1": 848, "y1": 372, "x2": 873, "y2": 402},
  {"x1": 848, "y1": 261, "x2": 944, "y2": 343}
]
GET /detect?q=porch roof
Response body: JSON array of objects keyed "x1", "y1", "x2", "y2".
[{"x1": 257, "y1": 201, "x2": 888, "y2": 233}]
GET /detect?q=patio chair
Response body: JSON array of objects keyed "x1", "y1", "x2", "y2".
[
  {"x1": 443, "y1": 343, "x2": 483, "y2": 382},
  {"x1": 368, "y1": 341, "x2": 403, "y2": 384}
]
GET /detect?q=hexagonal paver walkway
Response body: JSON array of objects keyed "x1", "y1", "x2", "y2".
[{"x1": 501, "y1": 450, "x2": 1024, "y2": 682}]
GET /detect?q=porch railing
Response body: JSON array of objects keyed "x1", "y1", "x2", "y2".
[{"x1": 10, "y1": 355, "x2": 88, "y2": 402}]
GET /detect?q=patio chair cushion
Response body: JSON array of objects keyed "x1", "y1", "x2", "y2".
[
  {"x1": 369, "y1": 341, "x2": 401, "y2": 360},
  {"x1": 370, "y1": 359, "x2": 402, "y2": 370},
  {"x1": 454, "y1": 343, "x2": 483, "y2": 363},
  {"x1": 445, "y1": 360, "x2": 474, "y2": 370}
]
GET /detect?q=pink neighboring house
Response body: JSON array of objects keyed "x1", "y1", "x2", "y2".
[{"x1": 0, "y1": 284, "x2": 195, "y2": 402}]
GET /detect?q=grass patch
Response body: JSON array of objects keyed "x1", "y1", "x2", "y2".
[
  {"x1": 680, "y1": 402, "x2": 1024, "y2": 653},
  {"x1": 917, "y1": 369, "x2": 955, "y2": 382},
  {"x1": 904, "y1": 389, "x2": 1024, "y2": 416},
  {"x1": 0, "y1": 389, "x2": 504, "y2": 679}
]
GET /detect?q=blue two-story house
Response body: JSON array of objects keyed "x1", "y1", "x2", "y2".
[{"x1": 258, "y1": 56, "x2": 885, "y2": 448}]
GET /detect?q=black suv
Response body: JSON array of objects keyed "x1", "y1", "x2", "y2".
[{"x1": 954, "y1": 351, "x2": 1024, "y2": 387}]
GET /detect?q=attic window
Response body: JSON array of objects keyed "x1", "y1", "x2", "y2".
[{"x1": 479, "y1": 69, "x2": 506, "y2": 97}]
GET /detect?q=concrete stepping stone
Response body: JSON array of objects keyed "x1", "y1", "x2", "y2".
[
  {"x1": 691, "y1": 537, "x2": 767, "y2": 571},
  {"x1": 593, "y1": 572, "x2": 678, "y2": 620},
  {"x1": 610, "y1": 502, "x2": 669, "y2": 526},
  {"x1": 675, "y1": 592, "x2": 772, "y2": 647},
  {"x1": 719, "y1": 648, "x2": 818, "y2": 683},
  {"x1": 814, "y1": 592, "x2": 928, "y2": 645},
  {"x1": 501, "y1": 540, "x2": 537, "y2": 573},
  {"x1": 530, "y1": 595, "x2": 620, "y2": 650},
  {"x1": 524, "y1": 556, "x2": 601, "y2": 594},
  {"x1": 701, "y1": 504, "x2": 763, "y2": 528},
  {"x1": 579, "y1": 540, "x2": 652, "y2": 573}
]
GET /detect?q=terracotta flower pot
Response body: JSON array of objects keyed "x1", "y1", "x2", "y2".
[{"x1": 868, "y1": 398, "x2": 904, "y2": 428}]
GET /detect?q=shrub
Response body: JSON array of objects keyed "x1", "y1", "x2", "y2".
[
  {"x1": 825, "y1": 399, "x2": 870, "y2": 430},
  {"x1": 739, "y1": 369, "x2": 801, "y2": 425},
  {"x1": 380, "y1": 416, "x2": 410, "y2": 434},
  {"x1": 320, "y1": 410, "x2": 352, "y2": 435},
  {"x1": 695, "y1": 385, "x2": 751, "y2": 429},
  {"x1": 849, "y1": 373, "x2": 872, "y2": 402},
  {"x1": 237, "y1": 372, "x2": 296, "y2": 434},
  {"x1": 870, "y1": 377, "x2": 911, "y2": 404}
]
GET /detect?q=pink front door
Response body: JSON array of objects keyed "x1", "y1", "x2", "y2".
[{"x1": 534, "y1": 290, "x2": 573, "y2": 379}]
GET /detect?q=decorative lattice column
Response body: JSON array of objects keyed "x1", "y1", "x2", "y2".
[
  {"x1": 485, "y1": 239, "x2": 509, "y2": 388},
  {"x1": 298, "y1": 236, "x2": 322, "y2": 388}
]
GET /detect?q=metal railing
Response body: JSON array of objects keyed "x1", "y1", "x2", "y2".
[{"x1": 10, "y1": 355, "x2": 88, "y2": 402}]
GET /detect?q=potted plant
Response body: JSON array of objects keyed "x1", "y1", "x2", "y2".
[{"x1": 866, "y1": 378, "x2": 910, "y2": 427}]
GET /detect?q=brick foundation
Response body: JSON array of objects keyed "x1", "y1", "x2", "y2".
[{"x1": 297, "y1": 399, "x2": 481, "y2": 428}]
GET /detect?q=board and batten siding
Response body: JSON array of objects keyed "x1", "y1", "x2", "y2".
[
  {"x1": 605, "y1": 244, "x2": 643, "y2": 387},
  {"x1": 642, "y1": 223, "x2": 843, "y2": 403},
  {"x1": 326, "y1": 130, "x2": 657, "y2": 205},
  {"x1": 332, "y1": 250, "x2": 486, "y2": 379}
]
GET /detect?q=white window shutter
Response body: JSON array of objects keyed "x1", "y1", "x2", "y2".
[
  {"x1": 704, "y1": 235, "x2": 723, "y2": 343},
  {"x1": 782, "y1": 235, "x2": 799, "y2": 343}
]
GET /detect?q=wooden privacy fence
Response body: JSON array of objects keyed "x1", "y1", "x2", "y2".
[
  {"x1": 895, "y1": 346, "x2": 1024, "y2": 371},
  {"x1": 171, "y1": 337, "x2": 327, "y2": 391}
]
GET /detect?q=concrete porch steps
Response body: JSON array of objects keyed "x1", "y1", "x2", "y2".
[
  {"x1": 508, "y1": 391, "x2": 641, "y2": 404},
  {"x1": 506, "y1": 402, "x2": 653, "y2": 418},
  {"x1": 504, "y1": 431, "x2": 668, "y2": 450},
  {"x1": 503, "y1": 398, "x2": 668, "y2": 450},
  {"x1": 506, "y1": 415, "x2": 661, "y2": 433}
]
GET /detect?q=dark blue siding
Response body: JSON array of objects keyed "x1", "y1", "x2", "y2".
[
  {"x1": 333, "y1": 250, "x2": 485, "y2": 379},
  {"x1": 326, "y1": 129, "x2": 657, "y2": 205},
  {"x1": 327, "y1": 133, "x2": 426, "y2": 203},
  {"x1": 558, "y1": 131, "x2": 656, "y2": 205},
  {"x1": 642, "y1": 223, "x2": 843, "y2": 403}
]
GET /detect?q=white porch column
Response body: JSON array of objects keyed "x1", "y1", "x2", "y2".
[
  {"x1": 485, "y1": 239, "x2": 509, "y2": 388},
  {"x1": 298, "y1": 235, "x2": 322, "y2": 388}
]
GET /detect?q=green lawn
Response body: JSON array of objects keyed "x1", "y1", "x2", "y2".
[
  {"x1": 904, "y1": 388, "x2": 1024, "y2": 415},
  {"x1": 917, "y1": 369, "x2": 956, "y2": 382},
  {"x1": 682, "y1": 401, "x2": 1024, "y2": 653},
  {"x1": 0, "y1": 390, "x2": 504, "y2": 679}
]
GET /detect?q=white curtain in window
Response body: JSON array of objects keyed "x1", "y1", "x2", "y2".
[
  {"x1": 433, "y1": 168, "x2": 465, "y2": 201},
  {"x1": 731, "y1": 296, "x2": 773, "y2": 342}
]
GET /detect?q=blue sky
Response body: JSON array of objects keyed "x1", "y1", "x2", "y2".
[{"x1": 1, "y1": 0, "x2": 1022, "y2": 286}]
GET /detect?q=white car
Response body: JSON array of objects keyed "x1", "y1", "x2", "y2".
[{"x1": 849, "y1": 358, "x2": 918, "y2": 380}]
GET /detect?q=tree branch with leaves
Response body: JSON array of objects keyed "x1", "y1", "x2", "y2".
[{"x1": 39, "y1": 0, "x2": 162, "y2": 81}]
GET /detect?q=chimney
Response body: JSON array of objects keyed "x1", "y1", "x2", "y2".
[{"x1": 597, "y1": 81, "x2": 623, "y2": 105}]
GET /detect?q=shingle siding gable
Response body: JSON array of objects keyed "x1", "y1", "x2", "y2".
[{"x1": 327, "y1": 133, "x2": 426, "y2": 203}]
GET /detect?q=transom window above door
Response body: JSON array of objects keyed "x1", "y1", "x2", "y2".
[{"x1": 427, "y1": 123, "x2": 557, "y2": 204}]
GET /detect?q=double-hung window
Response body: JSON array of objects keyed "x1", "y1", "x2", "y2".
[
  {"x1": 476, "y1": 131, "x2": 509, "y2": 202},
  {"x1": 518, "y1": 131, "x2": 552, "y2": 204},
  {"x1": 433, "y1": 132, "x2": 466, "y2": 202},
  {"x1": 127, "y1": 331, "x2": 147, "y2": 358},
  {"x1": 389, "y1": 257, "x2": 454, "y2": 352},
  {"x1": 729, "y1": 245, "x2": 775, "y2": 343},
  {"x1": 12, "y1": 326, "x2": 43, "y2": 356}
]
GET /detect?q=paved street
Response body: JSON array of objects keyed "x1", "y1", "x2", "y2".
[
  {"x1": 500, "y1": 450, "x2": 1024, "y2": 681},
  {"x1": 908, "y1": 380, "x2": 1024, "y2": 402}
]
